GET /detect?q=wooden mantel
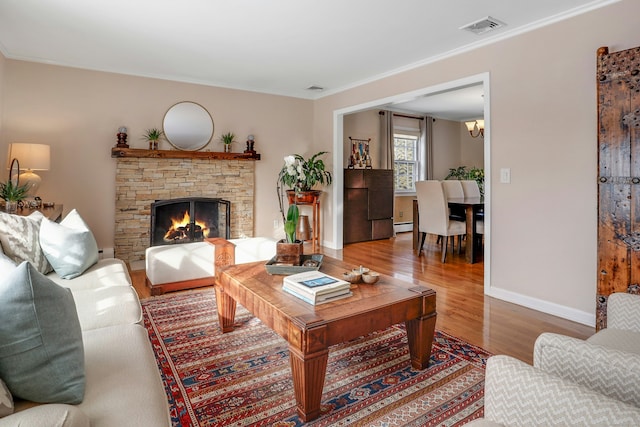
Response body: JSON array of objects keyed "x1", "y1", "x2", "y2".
[{"x1": 111, "y1": 147, "x2": 260, "y2": 160}]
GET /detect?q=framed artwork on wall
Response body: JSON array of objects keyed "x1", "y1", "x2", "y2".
[{"x1": 348, "y1": 137, "x2": 372, "y2": 169}]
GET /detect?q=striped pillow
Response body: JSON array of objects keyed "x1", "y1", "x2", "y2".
[{"x1": 0, "y1": 211, "x2": 52, "y2": 274}]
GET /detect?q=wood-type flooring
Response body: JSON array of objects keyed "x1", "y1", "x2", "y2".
[{"x1": 130, "y1": 232, "x2": 594, "y2": 364}]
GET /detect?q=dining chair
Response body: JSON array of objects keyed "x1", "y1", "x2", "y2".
[
  {"x1": 461, "y1": 179, "x2": 484, "y2": 220},
  {"x1": 441, "y1": 180, "x2": 465, "y2": 222},
  {"x1": 460, "y1": 180, "x2": 480, "y2": 197},
  {"x1": 415, "y1": 180, "x2": 466, "y2": 263}
]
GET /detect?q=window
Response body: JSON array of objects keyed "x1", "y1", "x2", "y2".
[{"x1": 394, "y1": 133, "x2": 418, "y2": 192}]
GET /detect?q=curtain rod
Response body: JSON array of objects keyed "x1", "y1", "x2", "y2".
[{"x1": 379, "y1": 111, "x2": 424, "y2": 120}]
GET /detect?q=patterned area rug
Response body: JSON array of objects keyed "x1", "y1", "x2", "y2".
[{"x1": 142, "y1": 288, "x2": 490, "y2": 426}]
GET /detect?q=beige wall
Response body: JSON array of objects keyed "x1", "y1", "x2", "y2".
[
  {"x1": 0, "y1": 61, "x2": 313, "y2": 247},
  {"x1": 0, "y1": 52, "x2": 5, "y2": 135},
  {"x1": 460, "y1": 123, "x2": 484, "y2": 170},
  {"x1": 343, "y1": 110, "x2": 379, "y2": 168},
  {"x1": 313, "y1": 0, "x2": 640, "y2": 325},
  {"x1": 1, "y1": 0, "x2": 637, "y2": 326},
  {"x1": 433, "y1": 119, "x2": 462, "y2": 179}
]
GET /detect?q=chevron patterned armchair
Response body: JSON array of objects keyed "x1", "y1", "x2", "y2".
[{"x1": 467, "y1": 293, "x2": 640, "y2": 426}]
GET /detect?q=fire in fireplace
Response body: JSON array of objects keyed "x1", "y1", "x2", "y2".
[{"x1": 150, "y1": 197, "x2": 230, "y2": 247}]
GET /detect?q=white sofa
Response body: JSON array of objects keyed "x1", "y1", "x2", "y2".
[{"x1": 0, "y1": 211, "x2": 170, "y2": 427}]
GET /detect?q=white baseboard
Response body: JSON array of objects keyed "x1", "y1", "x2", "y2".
[
  {"x1": 394, "y1": 222, "x2": 413, "y2": 233},
  {"x1": 98, "y1": 247, "x2": 114, "y2": 259},
  {"x1": 487, "y1": 286, "x2": 595, "y2": 327},
  {"x1": 129, "y1": 260, "x2": 145, "y2": 271}
]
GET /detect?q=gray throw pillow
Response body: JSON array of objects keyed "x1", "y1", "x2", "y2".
[
  {"x1": 0, "y1": 262, "x2": 85, "y2": 403},
  {"x1": 0, "y1": 211, "x2": 52, "y2": 274},
  {"x1": 0, "y1": 378, "x2": 12, "y2": 418},
  {"x1": 40, "y1": 209, "x2": 99, "y2": 279}
]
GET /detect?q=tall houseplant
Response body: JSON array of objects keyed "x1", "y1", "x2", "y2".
[{"x1": 275, "y1": 151, "x2": 332, "y2": 263}]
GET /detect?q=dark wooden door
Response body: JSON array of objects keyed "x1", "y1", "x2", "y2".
[{"x1": 597, "y1": 46, "x2": 640, "y2": 330}]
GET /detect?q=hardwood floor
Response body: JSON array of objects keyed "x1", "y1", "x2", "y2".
[{"x1": 130, "y1": 232, "x2": 594, "y2": 364}]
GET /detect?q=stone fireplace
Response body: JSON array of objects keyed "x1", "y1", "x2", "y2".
[{"x1": 114, "y1": 155, "x2": 255, "y2": 263}]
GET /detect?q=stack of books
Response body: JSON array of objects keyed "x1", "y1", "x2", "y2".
[{"x1": 282, "y1": 271, "x2": 352, "y2": 305}]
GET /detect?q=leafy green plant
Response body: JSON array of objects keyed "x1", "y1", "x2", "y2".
[
  {"x1": 220, "y1": 132, "x2": 235, "y2": 145},
  {"x1": 278, "y1": 151, "x2": 332, "y2": 191},
  {"x1": 143, "y1": 128, "x2": 163, "y2": 141},
  {"x1": 445, "y1": 166, "x2": 485, "y2": 194},
  {"x1": 284, "y1": 204, "x2": 300, "y2": 243},
  {"x1": 0, "y1": 180, "x2": 29, "y2": 202}
]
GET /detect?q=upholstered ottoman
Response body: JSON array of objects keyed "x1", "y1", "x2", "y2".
[{"x1": 145, "y1": 237, "x2": 277, "y2": 295}]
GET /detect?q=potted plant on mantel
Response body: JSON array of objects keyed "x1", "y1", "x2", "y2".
[
  {"x1": 143, "y1": 128, "x2": 164, "y2": 150},
  {"x1": 220, "y1": 132, "x2": 235, "y2": 153},
  {"x1": 276, "y1": 151, "x2": 332, "y2": 264}
]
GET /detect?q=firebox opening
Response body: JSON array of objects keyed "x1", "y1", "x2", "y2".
[{"x1": 150, "y1": 197, "x2": 230, "y2": 247}]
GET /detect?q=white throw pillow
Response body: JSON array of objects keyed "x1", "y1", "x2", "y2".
[
  {"x1": 0, "y1": 211, "x2": 51, "y2": 274},
  {"x1": 40, "y1": 209, "x2": 99, "y2": 279}
]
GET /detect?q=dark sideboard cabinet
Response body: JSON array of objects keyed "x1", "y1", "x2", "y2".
[{"x1": 344, "y1": 169, "x2": 394, "y2": 244}]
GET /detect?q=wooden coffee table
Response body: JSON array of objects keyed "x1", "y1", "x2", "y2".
[{"x1": 214, "y1": 256, "x2": 437, "y2": 422}]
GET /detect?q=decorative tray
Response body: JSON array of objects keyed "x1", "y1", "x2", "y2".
[{"x1": 265, "y1": 254, "x2": 324, "y2": 275}]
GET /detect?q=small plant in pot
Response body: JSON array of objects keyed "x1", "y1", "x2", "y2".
[
  {"x1": 143, "y1": 128, "x2": 164, "y2": 150},
  {"x1": 220, "y1": 132, "x2": 235, "y2": 153},
  {"x1": 0, "y1": 180, "x2": 29, "y2": 213},
  {"x1": 276, "y1": 204, "x2": 303, "y2": 265}
]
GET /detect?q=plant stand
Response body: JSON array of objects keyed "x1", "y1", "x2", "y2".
[{"x1": 286, "y1": 190, "x2": 321, "y2": 253}]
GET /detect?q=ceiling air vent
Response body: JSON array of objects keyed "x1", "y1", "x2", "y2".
[{"x1": 460, "y1": 16, "x2": 506, "y2": 35}]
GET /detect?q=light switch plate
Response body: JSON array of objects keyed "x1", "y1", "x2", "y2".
[{"x1": 500, "y1": 168, "x2": 511, "y2": 184}]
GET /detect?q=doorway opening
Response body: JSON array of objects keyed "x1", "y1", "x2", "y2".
[{"x1": 331, "y1": 72, "x2": 491, "y2": 293}]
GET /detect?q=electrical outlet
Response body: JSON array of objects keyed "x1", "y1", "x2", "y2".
[
  {"x1": 399, "y1": 211, "x2": 403, "y2": 218},
  {"x1": 273, "y1": 219, "x2": 279, "y2": 229}
]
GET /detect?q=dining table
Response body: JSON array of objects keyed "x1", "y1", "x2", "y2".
[{"x1": 412, "y1": 196, "x2": 484, "y2": 264}]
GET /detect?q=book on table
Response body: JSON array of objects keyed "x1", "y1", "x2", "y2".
[
  {"x1": 283, "y1": 271, "x2": 352, "y2": 305},
  {"x1": 282, "y1": 285, "x2": 353, "y2": 305}
]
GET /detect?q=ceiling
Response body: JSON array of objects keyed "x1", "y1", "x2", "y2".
[{"x1": 0, "y1": 0, "x2": 616, "y2": 119}]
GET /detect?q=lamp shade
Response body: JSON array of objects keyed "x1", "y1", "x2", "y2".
[
  {"x1": 465, "y1": 121, "x2": 477, "y2": 133},
  {"x1": 7, "y1": 143, "x2": 50, "y2": 171}
]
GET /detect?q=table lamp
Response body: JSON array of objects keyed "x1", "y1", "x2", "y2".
[{"x1": 7, "y1": 143, "x2": 50, "y2": 198}]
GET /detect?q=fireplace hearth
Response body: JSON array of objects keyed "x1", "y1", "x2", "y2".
[{"x1": 150, "y1": 197, "x2": 230, "y2": 247}]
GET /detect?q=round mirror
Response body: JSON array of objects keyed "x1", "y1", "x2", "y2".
[
  {"x1": 163, "y1": 101, "x2": 214, "y2": 151},
  {"x1": 9, "y1": 158, "x2": 19, "y2": 186}
]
